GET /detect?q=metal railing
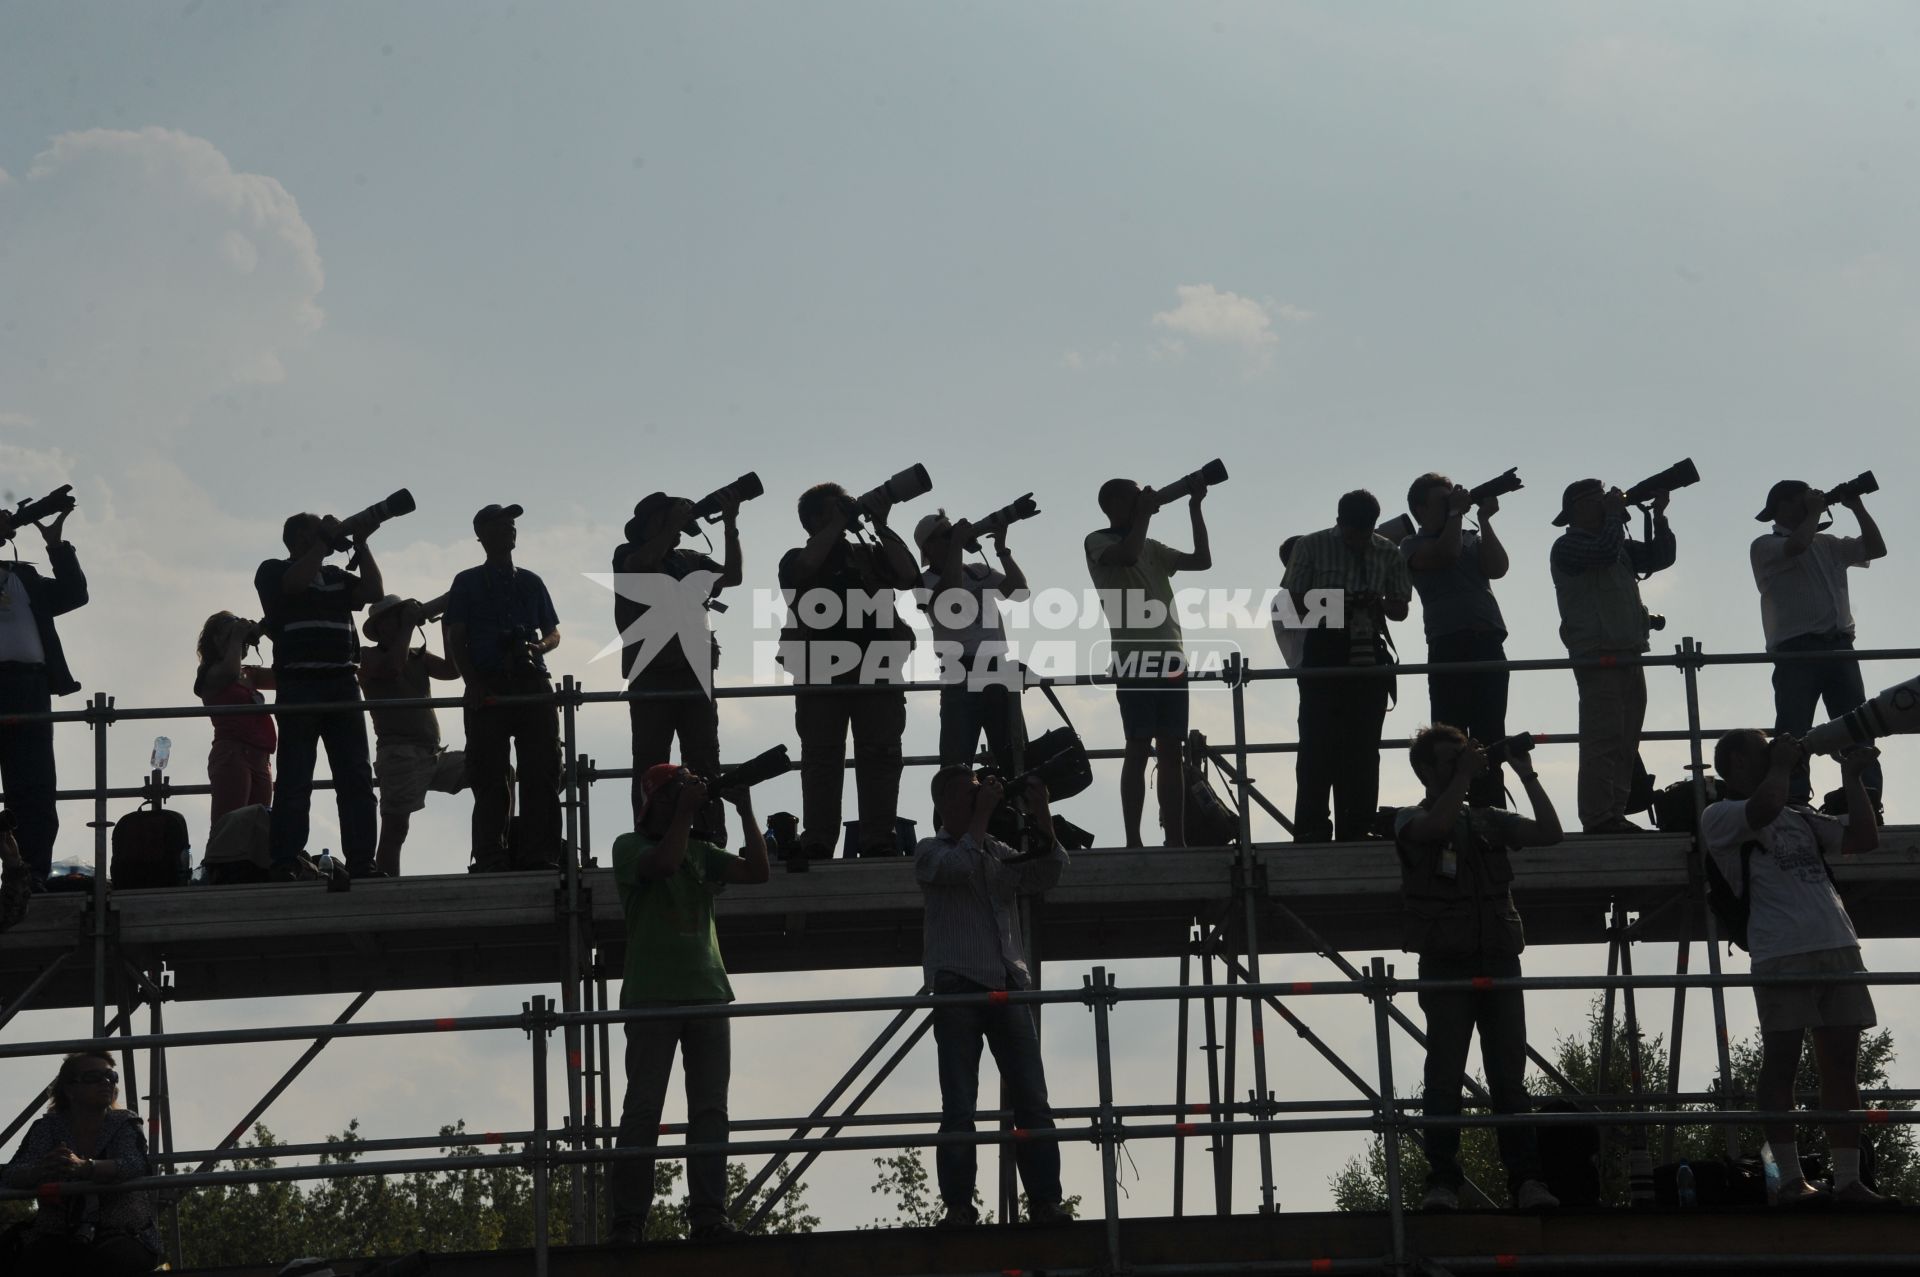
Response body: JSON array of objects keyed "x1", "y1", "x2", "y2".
[{"x1": 2, "y1": 638, "x2": 1917, "y2": 1273}]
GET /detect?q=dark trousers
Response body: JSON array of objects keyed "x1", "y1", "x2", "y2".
[
  {"x1": 1418, "y1": 953, "x2": 1540, "y2": 1196},
  {"x1": 1773, "y1": 632, "x2": 1883, "y2": 807},
  {"x1": 629, "y1": 665, "x2": 724, "y2": 841},
  {"x1": 0, "y1": 665, "x2": 58, "y2": 877},
  {"x1": 931, "y1": 971, "x2": 1061, "y2": 1211},
  {"x1": 937, "y1": 681, "x2": 1027, "y2": 773},
  {"x1": 464, "y1": 674, "x2": 562, "y2": 870},
  {"x1": 796, "y1": 686, "x2": 906, "y2": 856},
  {"x1": 609, "y1": 1006, "x2": 731, "y2": 1234},
  {"x1": 271, "y1": 674, "x2": 377, "y2": 872},
  {"x1": 1294, "y1": 673, "x2": 1391, "y2": 843},
  {"x1": 1428, "y1": 632, "x2": 1510, "y2": 808},
  {"x1": 20, "y1": 1232, "x2": 158, "y2": 1276}
]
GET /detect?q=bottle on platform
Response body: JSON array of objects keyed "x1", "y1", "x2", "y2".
[{"x1": 150, "y1": 736, "x2": 172, "y2": 773}]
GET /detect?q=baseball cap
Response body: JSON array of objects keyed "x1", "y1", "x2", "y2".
[
  {"x1": 912, "y1": 511, "x2": 951, "y2": 556},
  {"x1": 1756, "y1": 479, "x2": 1828, "y2": 526},
  {"x1": 638, "y1": 763, "x2": 688, "y2": 820},
  {"x1": 1551, "y1": 478, "x2": 1603, "y2": 527},
  {"x1": 472, "y1": 503, "x2": 523, "y2": 532}
]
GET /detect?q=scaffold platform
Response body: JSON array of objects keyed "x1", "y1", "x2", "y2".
[
  {"x1": 5, "y1": 831, "x2": 1919, "y2": 1008},
  {"x1": 167, "y1": 1208, "x2": 1920, "y2": 1276}
]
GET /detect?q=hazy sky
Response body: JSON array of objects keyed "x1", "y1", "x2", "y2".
[{"x1": 3, "y1": 0, "x2": 1919, "y2": 1231}]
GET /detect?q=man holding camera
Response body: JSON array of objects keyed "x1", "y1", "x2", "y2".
[
  {"x1": 1085, "y1": 477, "x2": 1212, "y2": 847},
  {"x1": 1703, "y1": 730, "x2": 1883, "y2": 1205},
  {"x1": 0, "y1": 495, "x2": 87, "y2": 884},
  {"x1": 1751, "y1": 480, "x2": 1887, "y2": 814},
  {"x1": 778, "y1": 483, "x2": 921, "y2": 858},
  {"x1": 1283, "y1": 490, "x2": 1411, "y2": 844},
  {"x1": 360, "y1": 596, "x2": 466, "y2": 876},
  {"x1": 916, "y1": 511, "x2": 1029, "y2": 774},
  {"x1": 1395, "y1": 724, "x2": 1563, "y2": 1211},
  {"x1": 608, "y1": 764, "x2": 770, "y2": 1244},
  {"x1": 1402, "y1": 475, "x2": 1511, "y2": 808},
  {"x1": 616, "y1": 490, "x2": 742, "y2": 838},
  {"x1": 255, "y1": 511, "x2": 383, "y2": 880},
  {"x1": 1548, "y1": 480, "x2": 1676, "y2": 834},
  {"x1": 915, "y1": 765, "x2": 1070, "y2": 1227},
  {"x1": 445, "y1": 504, "x2": 564, "y2": 872}
]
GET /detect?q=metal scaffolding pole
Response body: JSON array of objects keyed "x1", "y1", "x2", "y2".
[
  {"x1": 529, "y1": 994, "x2": 552, "y2": 1275},
  {"x1": 1174, "y1": 945, "x2": 1191, "y2": 1217},
  {"x1": 1196, "y1": 926, "x2": 1230, "y2": 1216},
  {"x1": 1621, "y1": 920, "x2": 1652, "y2": 1204},
  {"x1": 1682, "y1": 637, "x2": 1739, "y2": 1161},
  {"x1": 90, "y1": 691, "x2": 112, "y2": 1037},
  {"x1": 0, "y1": 950, "x2": 74, "y2": 1036},
  {"x1": 1596, "y1": 903, "x2": 1623, "y2": 1199},
  {"x1": 1228, "y1": 659, "x2": 1276, "y2": 1211},
  {"x1": 1088, "y1": 966, "x2": 1124, "y2": 1275},
  {"x1": 193, "y1": 991, "x2": 377, "y2": 1173},
  {"x1": 558, "y1": 674, "x2": 588, "y2": 1239},
  {"x1": 1369, "y1": 957, "x2": 1408, "y2": 1273}
]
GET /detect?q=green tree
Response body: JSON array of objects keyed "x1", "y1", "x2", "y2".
[
  {"x1": 864, "y1": 1149, "x2": 1081, "y2": 1227},
  {"x1": 1331, "y1": 998, "x2": 1919, "y2": 1209}
]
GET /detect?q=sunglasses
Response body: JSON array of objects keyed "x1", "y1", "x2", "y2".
[{"x1": 72, "y1": 1070, "x2": 119, "y2": 1085}]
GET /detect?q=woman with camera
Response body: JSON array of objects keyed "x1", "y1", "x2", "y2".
[
  {"x1": 194, "y1": 611, "x2": 277, "y2": 823},
  {"x1": 2, "y1": 1053, "x2": 161, "y2": 1274}
]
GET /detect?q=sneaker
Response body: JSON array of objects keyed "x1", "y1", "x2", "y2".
[
  {"x1": 1775, "y1": 1179, "x2": 1828, "y2": 1208},
  {"x1": 1025, "y1": 1200, "x2": 1072, "y2": 1226},
  {"x1": 1832, "y1": 1180, "x2": 1893, "y2": 1207},
  {"x1": 269, "y1": 856, "x2": 324, "y2": 883},
  {"x1": 935, "y1": 1204, "x2": 980, "y2": 1229},
  {"x1": 1584, "y1": 817, "x2": 1646, "y2": 835},
  {"x1": 690, "y1": 1219, "x2": 743, "y2": 1243},
  {"x1": 1515, "y1": 1180, "x2": 1560, "y2": 1210},
  {"x1": 1421, "y1": 1184, "x2": 1459, "y2": 1212}
]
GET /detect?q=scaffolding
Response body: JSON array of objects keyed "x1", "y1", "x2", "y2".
[{"x1": 1, "y1": 639, "x2": 1918, "y2": 1275}]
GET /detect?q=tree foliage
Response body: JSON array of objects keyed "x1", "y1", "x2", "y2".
[
  {"x1": 1331, "y1": 998, "x2": 1919, "y2": 1210},
  {"x1": 863, "y1": 1150, "x2": 1081, "y2": 1227}
]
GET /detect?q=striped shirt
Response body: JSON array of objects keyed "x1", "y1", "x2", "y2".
[
  {"x1": 1280, "y1": 527, "x2": 1411, "y2": 666},
  {"x1": 254, "y1": 560, "x2": 361, "y2": 676},
  {"x1": 914, "y1": 830, "x2": 1067, "y2": 991}
]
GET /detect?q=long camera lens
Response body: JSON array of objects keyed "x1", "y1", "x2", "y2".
[
  {"x1": 1157, "y1": 458, "x2": 1229, "y2": 504},
  {"x1": 965, "y1": 493, "x2": 1041, "y2": 541},
  {"x1": 332, "y1": 488, "x2": 417, "y2": 548},
  {"x1": 1481, "y1": 732, "x2": 1537, "y2": 768},
  {"x1": 1468, "y1": 468, "x2": 1524, "y2": 504},
  {"x1": 1623, "y1": 459, "x2": 1699, "y2": 505},
  {"x1": 1826, "y1": 470, "x2": 1879, "y2": 506},
  {"x1": 3, "y1": 484, "x2": 76, "y2": 540},
  {"x1": 854, "y1": 464, "x2": 934, "y2": 523},
  {"x1": 710, "y1": 744, "x2": 792, "y2": 793},
  {"x1": 687, "y1": 473, "x2": 765, "y2": 528}
]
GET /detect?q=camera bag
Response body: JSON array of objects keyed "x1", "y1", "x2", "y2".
[
  {"x1": 112, "y1": 797, "x2": 191, "y2": 889},
  {"x1": 1022, "y1": 682, "x2": 1092, "y2": 800},
  {"x1": 1182, "y1": 730, "x2": 1242, "y2": 848}
]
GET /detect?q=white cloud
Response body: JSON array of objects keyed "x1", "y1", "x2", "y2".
[
  {"x1": 0, "y1": 127, "x2": 325, "y2": 437},
  {"x1": 1150, "y1": 283, "x2": 1309, "y2": 371}
]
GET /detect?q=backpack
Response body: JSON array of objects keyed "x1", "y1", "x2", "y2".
[
  {"x1": 1182, "y1": 730, "x2": 1242, "y2": 848},
  {"x1": 1652, "y1": 777, "x2": 1723, "y2": 834},
  {"x1": 1704, "y1": 826, "x2": 1836, "y2": 952},
  {"x1": 204, "y1": 804, "x2": 274, "y2": 884},
  {"x1": 1023, "y1": 682, "x2": 1092, "y2": 802},
  {"x1": 111, "y1": 799, "x2": 191, "y2": 889}
]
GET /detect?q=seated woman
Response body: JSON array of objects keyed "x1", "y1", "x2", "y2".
[
  {"x1": 2, "y1": 1052, "x2": 161, "y2": 1275},
  {"x1": 194, "y1": 612, "x2": 277, "y2": 824}
]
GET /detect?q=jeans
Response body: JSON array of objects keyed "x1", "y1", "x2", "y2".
[
  {"x1": 937, "y1": 681, "x2": 1027, "y2": 773},
  {"x1": 270, "y1": 674, "x2": 377, "y2": 872},
  {"x1": 1427, "y1": 632, "x2": 1510, "y2": 808},
  {"x1": 1418, "y1": 953, "x2": 1540, "y2": 1195},
  {"x1": 795, "y1": 685, "x2": 906, "y2": 856},
  {"x1": 464, "y1": 674, "x2": 562, "y2": 870},
  {"x1": 608, "y1": 1005, "x2": 731, "y2": 1234},
  {"x1": 1772, "y1": 632, "x2": 1883, "y2": 807},
  {"x1": 0, "y1": 664, "x2": 58, "y2": 876},
  {"x1": 1572, "y1": 663, "x2": 1646, "y2": 829},
  {"x1": 629, "y1": 665, "x2": 724, "y2": 840},
  {"x1": 931, "y1": 971, "x2": 1061, "y2": 1211},
  {"x1": 1294, "y1": 673, "x2": 1390, "y2": 843}
]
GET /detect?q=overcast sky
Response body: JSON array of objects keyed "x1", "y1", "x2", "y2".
[{"x1": 4, "y1": 0, "x2": 1920, "y2": 1233}]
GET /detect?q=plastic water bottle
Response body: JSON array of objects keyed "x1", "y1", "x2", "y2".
[
  {"x1": 1761, "y1": 1142, "x2": 1783, "y2": 1205},
  {"x1": 1675, "y1": 1160, "x2": 1697, "y2": 1208},
  {"x1": 150, "y1": 736, "x2": 171, "y2": 773}
]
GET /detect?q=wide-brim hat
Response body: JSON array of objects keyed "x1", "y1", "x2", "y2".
[
  {"x1": 1551, "y1": 478, "x2": 1603, "y2": 527},
  {"x1": 913, "y1": 511, "x2": 949, "y2": 556},
  {"x1": 361, "y1": 594, "x2": 409, "y2": 641}
]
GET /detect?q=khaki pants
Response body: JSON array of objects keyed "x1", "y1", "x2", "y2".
[{"x1": 1573, "y1": 664, "x2": 1646, "y2": 829}]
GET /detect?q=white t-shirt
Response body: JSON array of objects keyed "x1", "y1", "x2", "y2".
[
  {"x1": 0, "y1": 570, "x2": 47, "y2": 665},
  {"x1": 1700, "y1": 798, "x2": 1857, "y2": 962},
  {"x1": 1750, "y1": 528, "x2": 1871, "y2": 649},
  {"x1": 920, "y1": 564, "x2": 1010, "y2": 667}
]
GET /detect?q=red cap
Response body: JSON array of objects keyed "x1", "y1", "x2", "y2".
[{"x1": 638, "y1": 763, "x2": 687, "y2": 819}]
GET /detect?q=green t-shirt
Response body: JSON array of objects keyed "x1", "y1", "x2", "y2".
[
  {"x1": 613, "y1": 832, "x2": 735, "y2": 1005},
  {"x1": 1084, "y1": 531, "x2": 1184, "y2": 660}
]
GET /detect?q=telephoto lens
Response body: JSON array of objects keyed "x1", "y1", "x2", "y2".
[
  {"x1": 332, "y1": 489, "x2": 417, "y2": 547},
  {"x1": 854, "y1": 465, "x2": 934, "y2": 523},
  {"x1": 1826, "y1": 470, "x2": 1879, "y2": 506},
  {"x1": 1623, "y1": 459, "x2": 1699, "y2": 505},
  {"x1": 688, "y1": 473, "x2": 764, "y2": 527},
  {"x1": 1158, "y1": 458, "x2": 1229, "y2": 504},
  {"x1": 1468, "y1": 468, "x2": 1523, "y2": 504}
]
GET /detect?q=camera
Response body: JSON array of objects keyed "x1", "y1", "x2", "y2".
[
  {"x1": 1480, "y1": 732, "x2": 1537, "y2": 768},
  {"x1": 686, "y1": 473, "x2": 764, "y2": 530},
  {"x1": 328, "y1": 489, "x2": 417, "y2": 551},
  {"x1": 408, "y1": 593, "x2": 452, "y2": 626},
  {"x1": 1826, "y1": 471, "x2": 1879, "y2": 506},
  {"x1": 2, "y1": 484, "x2": 76, "y2": 541},
  {"x1": 1623, "y1": 459, "x2": 1700, "y2": 506},
  {"x1": 1158, "y1": 458, "x2": 1229, "y2": 504},
  {"x1": 1469, "y1": 468, "x2": 1524, "y2": 504},
  {"x1": 843, "y1": 465, "x2": 934, "y2": 528},
  {"x1": 703, "y1": 744, "x2": 793, "y2": 794},
  {"x1": 497, "y1": 625, "x2": 543, "y2": 674},
  {"x1": 961, "y1": 493, "x2": 1041, "y2": 543}
]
